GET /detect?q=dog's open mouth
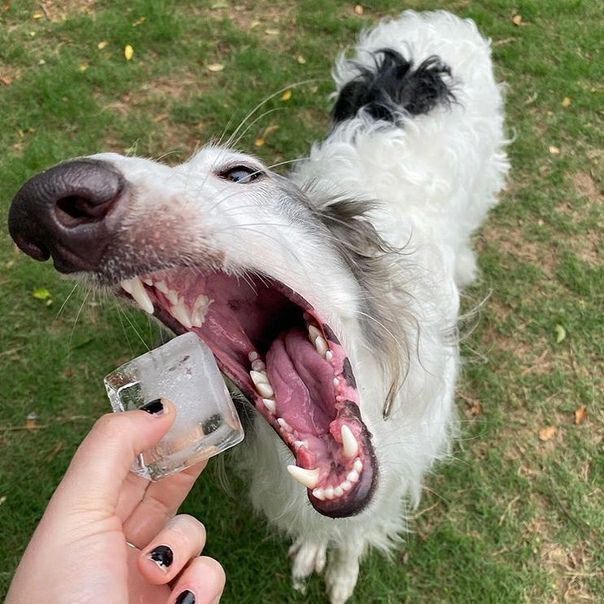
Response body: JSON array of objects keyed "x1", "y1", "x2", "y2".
[{"x1": 119, "y1": 267, "x2": 377, "y2": 517}]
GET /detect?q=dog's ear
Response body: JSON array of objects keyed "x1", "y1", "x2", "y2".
[{"x1": 304, "y1": 187, "x2": 414, "y2": 419}]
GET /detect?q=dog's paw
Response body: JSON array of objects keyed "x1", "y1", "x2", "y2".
[
  {"x1": 325, "y1": 550, "x2": 360, "y2": 604},
  {"x1": 289, "y1": 538, "x2": 327, "y2": 592}
]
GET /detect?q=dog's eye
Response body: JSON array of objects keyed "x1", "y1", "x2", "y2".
[{"x1": 218, "y1": 165, "x2": 264, "y2": 184}]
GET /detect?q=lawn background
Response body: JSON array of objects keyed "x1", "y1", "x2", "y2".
[{"x1": 0, "y1": 1, "x2": 602, "y2": 602}]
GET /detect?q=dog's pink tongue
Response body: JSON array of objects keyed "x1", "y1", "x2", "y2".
[{"x1": 266, "y1": 328, "x2": 335, "y2": 435}]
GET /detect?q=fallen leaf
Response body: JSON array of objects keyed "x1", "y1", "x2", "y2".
[
  {"x1": 354, "y1": 4, "x2": 364, "y2": 15},
  {"x1": 574, "y1": 405, "x2": 587, "y2": 425},
  {"x1": 78, "y1": 63, "x2": 89, "y2": 72},
  {"x1": 265, "y1": 28, "x2": 279, "y2": 36},
  {"x1": 296, "y1": 55, "x2": 306, "y2": 64},
  {"x1": 26, "y1": 412, "x2": 39, "y2": 431},
  {"x1": 32, "y1": 287, "x2": 52, "y2": 301},
  {"x1": 32, "y1": 10, "x2": 44, "y2": 19},
  {"x1": 250, "y1": 20, "x2": 261, "y2": 29},
  {"x1": 561, "y1": 97, "x2": 571, "y2": 107},
  {"x1": 254, "y1": 138, "x2": 265, "y2": 147},
  {"x1": 97, "y1": 40, "x2": 108, "y2": 50},
  {"x1": 538, "y1": 426, "x2": 557, "y2": 441},
  {"x1": 512, "y1": 14, "x2": 522, "y2": 26},
  {"x1": 468, "y1": 401, "x2": 482, "y2": 416},
  {"x1": 124, "y1": 44, "x2": 134, "y2": 61},
  {"x1": 554, "y1": 324, "x2": 566, "y2": 343},
  {"x1": 132, "y1": 16, "x2": 146, "y2": 26},
  {"x1": 207, "y1": 63, "x2": 224, "y2": 72},
  {"x1": 0, "y1": 75, "x2": 13, "y2": 86},
  {"x1": 281, "y1": 89, "x2": 292, "y2": 101},
  {"x1": 549, "y1": 145, "x2": 561, "y2": 155}
]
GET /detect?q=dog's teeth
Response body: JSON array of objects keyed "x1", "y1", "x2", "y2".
[
  {"x1": 250, "y1": 370, "x2": 269, "y2": 386},
  {"x1": 353, "y1": 458, "x2": 363, "y2": 473},
  {"x1": 155, "y1": 280, "x2": 169, "y2": 293},
  {"x1": 325, "y1": 350, "x2": 333, "y2": 362},
  {"x1": 166, "y1": 289, "x2": 179, "y2": 306},
  {"x1": 294, "y1": 440, "x2": 306, "y2": 450},
  {"x1": 191, "y1": 295, "x2": 210, "y2": 327},
  {"x1": 251, "y1": 359, "x2": 266, "y2": 372},
  {"x1": 324, "y1": 486, "x2": 335, "y2": 500},
  {"x1": 340, "y1": 480, "x2": 352, "y2": 492},
  {"x1": 334, "y1": 485, "x2": 344, "y2": 498},
  {"x1": 341, "y1": 425, "x2": 359, "y2": 459},
  {"x1": 287, "y1": 465, "x2": 320, "y2": 489},
  {"x1": 142, "y1": 276, "x2": 153, "y2": 286},
  {"x1": 312, "y1": 487, "x2": 326, "y2": 500},
  {"x1": 121, "y1": 277, "x2": 154, "y2": 314},
  {"x1": 314, "y1": 336, "x2": 328, "y2": 357},
  {"x1": 262, "y1": 398, "x2": 276, "y2": 414},
  {"x1": 347, "y1": 469, "x2": 360, "y2": 484},
  {"x1": 170, "y1": 300, "x2": 192, "y2": 328},
  {"x1": 249, "y1": 351, "x2": 259, "y2": 362},
  {"x1": 256, "y1": 382, "x2": 274, "y2": 399},
  {"x1": 308, "y1": 325, "x2": 321, "y2": 342},
  {"x1": 277, "y1": 418, "x2": 293, "y2": 433}
]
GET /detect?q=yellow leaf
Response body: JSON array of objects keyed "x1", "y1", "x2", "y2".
[
  {"x1": 255, "y1": 138, "x2": 265, "y2": 147},
  {"x1": 574, "y1": 405, "x2": 587, "y2": 425},
  {"x1": 281, "y1": 89, "x2": 292, "y2": 101},
  {"x1": 132, "y1": 16, "x2": 146, "y2": 26},
  {"x1": 354, "y1": 4, "x2": 364, "y2": 15},
  {"x1": 296, "y1": 55, "x2": 306, "y2": 64},
  {"x1": 124, "y1": 45, "x2": 134, "y2": 61},
  {"x1": 207, "y1": 63, "x2": 224, "y2": 72},
  {"x1": 32, "y1": 11, "x2": 44, "y2": 19},
  {"x1": 78, "y1": 63, "x2": 89, "y2": 72},
  {"x1": 512, "y1": 14, "x2": 522, "y2": 26},
  {"x1": 32, "y1": 287, "x2": 51, "y2": 301},
  {"x1": 554, "y1": 324, "x2": 566, "y2": 343},
  {"x1": 538, "y1": 426, "x2": 556, "y2": 441},
  {"x1": 265, "y1": 28, "x2": 279, "y2": 36},
  {"x1": 250, "y1": 20, "x2": 261, "y2": 29},
  {"x1": 549, "y1": 145, "x2": 560, "y2": 155},
  {"x1": 97, "y1": 40, "x2": 108, "y2": 50},
  {"x1": 561, "y1": 97, "x2": 571, "y2": 108}
]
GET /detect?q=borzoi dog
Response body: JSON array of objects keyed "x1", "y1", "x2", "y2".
[{"x1": 9, "y1": 10, "x2": 508, "y2": 603}]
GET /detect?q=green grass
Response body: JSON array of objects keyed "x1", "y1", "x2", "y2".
[{"x1": 1, "y1": 0, "x2": 602, "y2": 601}]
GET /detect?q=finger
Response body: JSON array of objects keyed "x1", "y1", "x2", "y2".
[
  {"x1": 122, "y1": 460, "x2": 206, "y2": 547},
  {"x1": 55, "y1": 399, "x2": 175, "y2": 510},
  {"x1": 169, "y1": 556, "x2": 226, "y2": 604},
  {"x1": 137, "y1": 514, "x2": 206, "y2": 585}
]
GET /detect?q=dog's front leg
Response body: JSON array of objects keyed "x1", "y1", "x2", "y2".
[
  {"x1": 289, "y1": 537, "x2": 328, "y2": 593},
  {"x1": 324, "y1": 542, "x2": 363, "y2": 604}
]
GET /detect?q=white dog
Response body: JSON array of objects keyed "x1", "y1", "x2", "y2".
[{"x1": 9, "y1": 10, "x2": 508, "y2": 603}]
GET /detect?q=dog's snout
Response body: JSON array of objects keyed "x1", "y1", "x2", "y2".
[{"x1": 8, "y1": 159, "x2": 125, "y2": 273}]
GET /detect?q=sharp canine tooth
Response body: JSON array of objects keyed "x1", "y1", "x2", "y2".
[
  {"x1": 250, "y1": 370, "x2": 268, "y2": 386},
  {"x1": 314, "y1": 336, "x2": 328, "y2": 357},
  {"x1": 287, "y1": 465, "x2": 320, "y2": 489},
  {"x1": 123, "y1": 277, "x2": 154, "y2": 314},
  {"x1": 170, "y1": 300, "x2": 192, "y2": 328},
  {"x1": 308, "y1": 325, "x2": 321, "y2": 342},
  {"x1": 262, "y1": 398, "x2": 276, "y2": 414},
  {"x1": 341, "y1": 425, "x2": 359, "y2": 459},
  {"x1": 256, "y1": 382, "x2": 274, "y2": 398},
  {"x1": 354, "y1": 459, "x2": 363, "y2": 473}
]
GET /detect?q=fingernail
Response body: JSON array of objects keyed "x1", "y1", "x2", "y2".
[
  {"x1": 147, "y1": 544, "x2": 173, "y2": 569},
  {"x1": 175, "y1": 590, "x2": 196, "y2": 604},
  {"x1": 140, "y1": 398, "x2": 164, "y2": 415}
]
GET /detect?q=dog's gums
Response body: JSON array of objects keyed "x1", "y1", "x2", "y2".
[{"x1": 120, "y1": 268, "x2": 377, "y2": 517}]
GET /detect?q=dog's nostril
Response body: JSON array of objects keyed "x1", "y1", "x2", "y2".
[{"x1": 55, "y1": 193, "x2": 116, "y2": 227}]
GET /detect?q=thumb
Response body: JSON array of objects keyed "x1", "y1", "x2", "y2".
[{"x1": 56, "y1": 399, "x2": 176, "y2": 508}]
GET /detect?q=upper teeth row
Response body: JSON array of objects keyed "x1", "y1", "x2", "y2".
[{"x1": 120, "y1": 276, "x2": 210, "y2": 329}]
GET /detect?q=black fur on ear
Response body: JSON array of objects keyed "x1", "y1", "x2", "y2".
[{"x1": 332, "y1": 49, "x2": 456, "y2": 124}]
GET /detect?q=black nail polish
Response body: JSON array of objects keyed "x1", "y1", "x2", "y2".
[
  {"x1": 148, "y1": 544, "x2": 173, "y2": 569},
  {"x1": 140, "y1": 398, "x2": 164, "y2": 415},
  {"x1": 175, "y1": 590, "x2": 196, "y2": 604}
]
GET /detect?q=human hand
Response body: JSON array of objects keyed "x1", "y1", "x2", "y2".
[{"x1": 6, "y1": 399, "x2": 225, "y2": 604}]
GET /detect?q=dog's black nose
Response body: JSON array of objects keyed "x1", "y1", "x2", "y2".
[{"x1": 8, "y1": 159, "x2": 125, "y2": 273}]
